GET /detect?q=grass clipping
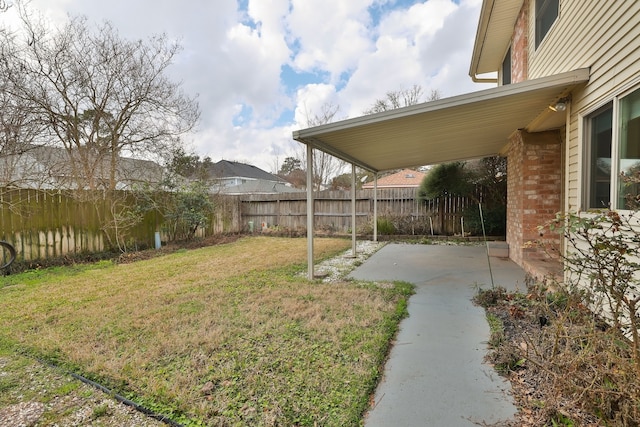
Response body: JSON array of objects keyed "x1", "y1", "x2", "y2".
[
  {"x1": 0, "y1": 236, "x2": 412, "y2": 426},
  {"x1": 474, "y1": 281, "x2": 640, "y2": 427}
]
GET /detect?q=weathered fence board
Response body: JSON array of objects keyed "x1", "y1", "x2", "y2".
[
  {"x1": 0, "y1": 189, "x2": 242, "y2": 262},
  {"x1": 239, "y1": 189, "x2": 470, "y2": 235}
]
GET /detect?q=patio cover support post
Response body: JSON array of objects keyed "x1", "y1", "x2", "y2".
[
  {"x1": 351, "y1": 163, "x2": 356, "y2": 256},
  {"x1": 373, "y1": 174, "x2": 378, "y2": 242},
  {"x1": 306, "y1": 145, "x2": 314, "y2": 280}
]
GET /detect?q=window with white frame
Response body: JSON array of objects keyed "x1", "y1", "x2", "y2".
[
  {"x1": 586, "y1": 104, "x2": 612, "y2": 209},
  {"x1": 535, "y1": 0, "x2": 559, "y2": 48},
  {"x1": 585, "y1": 87, "x2": 640, "y2": 210}
]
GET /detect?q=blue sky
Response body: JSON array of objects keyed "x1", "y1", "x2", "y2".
[{"x1": 4, "y1": 0, "x2": 493, "y2": 172}]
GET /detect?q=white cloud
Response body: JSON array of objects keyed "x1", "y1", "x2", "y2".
[
  {"x1": 324, "y1": 0, "x2": 492, "y2": 119},
  {"x1": 287, "y1": 0, "x2": 374, "y2": 81},
  {"x1": 3, "y1": 0, "x2": 493, "y2": 172},
  {"x1": 293, "y1": 84, "x2": 340, "y2": 127}
]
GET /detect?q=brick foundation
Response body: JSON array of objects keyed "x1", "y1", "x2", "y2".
[{"x1": 507, "y1": 130, "x2": 562, "y2": 270}]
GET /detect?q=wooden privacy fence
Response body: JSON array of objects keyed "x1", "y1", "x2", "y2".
[
  {"x1": 240, "y1": 188, "x2": 471, "y2": 236},
  {"x1": 0, "y1": 187, "x2": 469, "y2": 263},
  {"x1": 0, "y1": 188, "x2": 241, "y2": 262}
]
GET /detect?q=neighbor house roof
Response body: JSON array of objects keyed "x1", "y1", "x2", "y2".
[
  {"x1": 362, "y1": 169, "x2": 425, "y2": 189},
  {"x1": 0, "y1": 145, "x2": 165, "y2": 189},
  {"x1": 219, "y1": 180, "x2": 303, "y2": 195},
  {"x1": 292, "y1": 68, "x2": 589, "y2": 173},
  {"x1": 208, "y1": 160, "x2": 285, "y2": 182}
]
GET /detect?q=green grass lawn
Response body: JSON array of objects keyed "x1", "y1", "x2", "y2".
[{"x1": 0, "y1": 236, "x2": 412, "y2": 426}]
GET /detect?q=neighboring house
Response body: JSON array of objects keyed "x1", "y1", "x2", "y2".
[
  {"x1": 294, "y1": 0, "x2": 640, "y2": 280},
  {"x1": 208, "y1": 160, "x2": 299, "y2": 194},
  {"x1": 0, "y1": 145, "x2": 165, "y2": 190},
  {"x1": 362, "y1": 169, "x2": 425, "y2": 189}
]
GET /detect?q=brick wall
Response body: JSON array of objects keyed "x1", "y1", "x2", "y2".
[
  {"x1": 507, "y1": 132, "x2": 524, "y2": 266},
  {"x1": 507, "y1": 130, "x2": 562, "y2": 267},
  {"x1": 511, "y1": 0, "x2": 529, "y2": 83}
]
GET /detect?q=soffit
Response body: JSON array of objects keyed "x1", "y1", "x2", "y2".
[
  {"x1": 470, "y1": 0, "x2": 525, "y2": 78},
  {"x1": 292, "y1": 68, "x2": 589, "y2": 173}
]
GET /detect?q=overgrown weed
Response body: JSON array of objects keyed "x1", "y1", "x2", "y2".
[{"x1": 475, "y1": 280, "x2": 640, "y2": 426}]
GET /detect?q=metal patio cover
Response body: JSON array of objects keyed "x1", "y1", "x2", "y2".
[{"x1": 292, "y1": 68, "x2": 590, "y2": 172}]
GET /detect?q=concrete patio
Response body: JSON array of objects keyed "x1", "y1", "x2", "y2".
[{"x1": 349, "y1": 243, "x2": 527, "y2": 426}]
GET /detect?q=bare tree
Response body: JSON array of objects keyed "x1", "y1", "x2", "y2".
[
  {"x1": 0, "y1": 7, "x2": 200, "y2": 191},
  {"x1": 0, "y1": 60, "x2": 46, "y2": 187},
  {"x1": 0, "y1": 4, "x2": 200, "y2": 252},
  {"x1": 297, "y1": 103, "x2": 347, "y2": 191},
  {"x1": 363, "y1": 85, "x2": 440, "y2": 114}
]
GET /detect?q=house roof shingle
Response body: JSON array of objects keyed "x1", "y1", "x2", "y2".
[
  {"x1": 220, "y1": 180, "x2": 304, "y2": 195},
  {"x1": 362, "y1": 169, "x2": 425, "y2": 189},
  {"x1": 208, "y1": 160, "x2": 285, "y2": 183}
]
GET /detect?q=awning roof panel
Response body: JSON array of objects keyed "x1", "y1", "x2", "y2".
[{"x1": 292, "y1": 68, "x2": 589, "y2": 172}]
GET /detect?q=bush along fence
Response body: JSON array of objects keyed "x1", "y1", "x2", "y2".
[{"x1": 0, "y1": 187, "x2": 472, "y2": 263}]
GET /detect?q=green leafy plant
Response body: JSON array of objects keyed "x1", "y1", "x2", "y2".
[
  {"x1": 486, "y1": 312, "x2": 505, "y2": 347},
  {"x1": 92, "y1": 404, "x2": 110, "y2": 419}
]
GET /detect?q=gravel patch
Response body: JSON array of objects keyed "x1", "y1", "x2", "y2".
[
  {"x1": 0, "y1": 355, "x2": 167, "y2": 427},
  {"x1": 313, "y1": 240, "x2": 385, "y2": 282}
]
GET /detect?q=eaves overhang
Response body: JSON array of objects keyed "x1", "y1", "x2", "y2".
[
  {"x1": 292, "y1": 68, "x2": 589, "y2": 173},
  {"x1": 469, "y1": 0, "x2": 525, "y2": 80}
]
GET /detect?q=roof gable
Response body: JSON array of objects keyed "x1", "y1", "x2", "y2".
[{"x1": 0, "y1": 145, "x2": 165, "y2": 189}]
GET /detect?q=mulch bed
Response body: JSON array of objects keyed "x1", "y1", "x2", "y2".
[{"x1": 476, "y1": 284, "x2": 633, "y2": 427}]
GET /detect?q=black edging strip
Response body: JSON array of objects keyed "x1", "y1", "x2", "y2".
[{"x1": 35, "y1": 357, "x2": 184, "y2": 427}]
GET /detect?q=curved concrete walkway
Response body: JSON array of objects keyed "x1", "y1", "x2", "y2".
[{"x1": 349, "y1": 243, "x2": 526, "y2": 427}]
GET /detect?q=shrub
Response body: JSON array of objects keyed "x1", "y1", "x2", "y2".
[
  {"x1": 376, "y1": 217, "x2": 395, "y2": 235},
  {"x1": 463, "y1": 203, "x2": 506, "y2": 236}
]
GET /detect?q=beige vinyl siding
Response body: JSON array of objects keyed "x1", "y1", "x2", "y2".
[
  {"x1": 565, "y1": 104, "x2": 580, "y2": 209},
  {"x1": 525, "y1": 0, "x2": 640, "y2": 211}
]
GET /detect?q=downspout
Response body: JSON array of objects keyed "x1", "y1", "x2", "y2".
[
  {"x1": 306, "y1": 144, "x2": 314, "y2": 280},
  {"x1": 561, "y1": 100, "x2": 571, "y2": 283},
  {"x1": 469, "y1": 0, "x2": 498, "y2": 85}
]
